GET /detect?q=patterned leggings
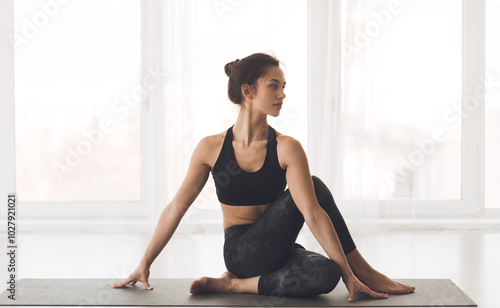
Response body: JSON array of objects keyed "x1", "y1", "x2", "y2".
[{"x1": 223, "y1": 175, "x2": 356, "y2": 298}]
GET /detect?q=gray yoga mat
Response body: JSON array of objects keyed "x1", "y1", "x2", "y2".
[{"x1": 0, "y1": 278, "x2": 476, "y2": 307}]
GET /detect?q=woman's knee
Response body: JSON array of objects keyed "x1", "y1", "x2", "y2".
[
  {"x1": 278, "y1": 176, "x2": 328, "y2": 211},
  {"x1": 311, "y1": 175, "x2": 339, "y2": 208},
  {"x1": 311, "y1": 175, "x2": 328, "y2": 193}
]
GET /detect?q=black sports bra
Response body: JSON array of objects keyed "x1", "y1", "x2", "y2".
[{"x1": 211, "y1": 124, "x2": 287, "y2": 206}]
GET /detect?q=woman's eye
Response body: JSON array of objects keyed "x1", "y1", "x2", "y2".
[{"x1": 270, "y1": 84, "x2": 285, "y2": 90}]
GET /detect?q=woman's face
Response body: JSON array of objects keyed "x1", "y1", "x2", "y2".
[{"x1": 250, "y1": 65, "x2": 286, "y2": 117}]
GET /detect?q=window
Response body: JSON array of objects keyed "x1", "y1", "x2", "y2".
[
  {"x1": 14, "y1": 0, "x2": 141, "y2": 202},
  {"x1": 340, "y1": 0, "x2": 462, "y2": 200}
]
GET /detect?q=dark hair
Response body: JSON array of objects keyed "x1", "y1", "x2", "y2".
[{"x1": 224, "y1": 53, "x2": 280, "y2": 105}]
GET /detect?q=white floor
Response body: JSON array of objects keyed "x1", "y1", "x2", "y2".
[{"x1": 1, "y1": 228, "x2": 498, "y2": 308}]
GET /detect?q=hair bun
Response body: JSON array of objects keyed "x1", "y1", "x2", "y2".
[{"x1": 224, "y1": 59, "x2": 240, "y2": 77}]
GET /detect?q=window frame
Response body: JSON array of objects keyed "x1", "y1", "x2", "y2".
[{"x1": 4, "y1": 1, "x2": 156, "y2": 226}]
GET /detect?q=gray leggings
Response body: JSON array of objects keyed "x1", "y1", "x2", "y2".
[{"x1": 223, "y1": 175, "x2": 356, "y2": 298}]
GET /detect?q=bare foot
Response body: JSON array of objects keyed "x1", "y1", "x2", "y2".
[
  {"x1": 189, "y1": 271, "x2": 238, "y2": 295},
  {"x1": 360, "y1": 269, "x2": 415, "y2": 294}
]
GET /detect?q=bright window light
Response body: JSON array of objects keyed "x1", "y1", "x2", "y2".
[{"x1": 14, "y1": 0, "x2": 141, "y2": 202}]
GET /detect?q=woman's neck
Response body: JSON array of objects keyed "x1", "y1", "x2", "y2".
[{"x1": 233, "y1": 107, "x2": 269, "y2": 146}]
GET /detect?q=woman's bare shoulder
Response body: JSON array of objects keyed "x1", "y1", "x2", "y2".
[
  {"x1": 275, "y1": 129, "x2": 299, "y2": 145},
  {"x1": 275, "y1": 130, "x2": 303, "y2": 170},
  {"x1": 199, "y1": 129, "x2": 228, "y2": 169},
  {"x1": 203, "y1": 129, "x2": 228, "y2": 147}
]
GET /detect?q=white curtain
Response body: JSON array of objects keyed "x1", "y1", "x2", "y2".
[
  {"x1": 340, "y1": 0, "x2": 391, "y2": 226},
  {"x1": 163, "y1": 0, "x2": 198, "y2": 210},
  {"x1": 308, "y1": 0, "x2": 386, "y2": 231},
  {"x1": 309, "y1": 0, "x2": 407, "y2": 230},
  {"x1": 309, "y1": 0, "x2": 463, "y2": 229},
  {"x1": 307, "y1": 0, "x2": 358, "y2": 219},
  {"x1": 144, "y1": 0, "x2": 202, "y2": 222}
]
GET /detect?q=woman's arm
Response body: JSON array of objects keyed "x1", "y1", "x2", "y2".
[
  {"x1": 140, "y1": 136, "x2": 212, "y2": 268},
  {"x1": 279, "y1": 136, "x2": 387, "y2": 301},
  {"x1": 110, "y1": 136, "x2": 213, "y2": 289}
]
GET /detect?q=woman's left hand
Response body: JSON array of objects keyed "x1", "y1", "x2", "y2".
[{"x1": 343, "y1": 274, "x2": 389, "y2": 302}]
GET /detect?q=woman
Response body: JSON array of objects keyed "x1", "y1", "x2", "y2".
[{"x1": 110, "y1": 53, "x2": 415, "y2": 302}]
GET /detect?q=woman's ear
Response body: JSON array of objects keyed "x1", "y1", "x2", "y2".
[{"x1": 241, "y1": 84, "x2": 255, "y2": 101}]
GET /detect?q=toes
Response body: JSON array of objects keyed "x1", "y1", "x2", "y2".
[
  {"x1": 396, "y1": 282, "x2": 415, "y2": 293},
  {"x1": 189, "y1": 282, "x2": 197, "y2": 294},
  {"x1": 391, "y1": 286, "x2": 405, "y2": 294},
  {"x1": 383, "y1": 283, "x2": 415, "y2": 294},
  {"x1": 189, "y1": 279, "x2": 203, "y2": 295}
]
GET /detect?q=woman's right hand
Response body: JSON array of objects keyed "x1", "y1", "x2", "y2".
[{"x1": 109, "y1": 265, "x2": 153, "y2": 290}]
